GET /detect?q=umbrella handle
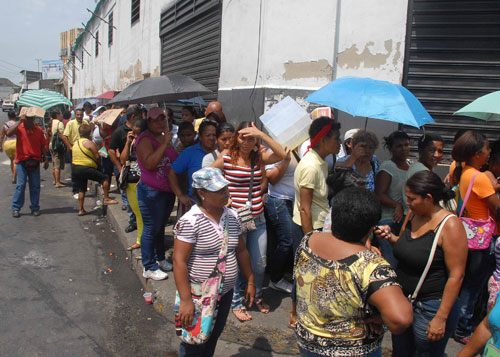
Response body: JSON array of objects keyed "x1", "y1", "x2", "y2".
[{"x1": 364, "y1": 117, "x2": 368, "y2": 130}]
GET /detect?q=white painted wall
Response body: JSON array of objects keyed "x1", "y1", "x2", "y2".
[
  {"x1": 336, "y1": 0, "x2": 408, "y2": 84},
  {"x1": 72, "y1": 0, "x2": 174, "y2": 99},
  {"x1": 219, "y1": 0, "x2": 409, "y2": 91}
]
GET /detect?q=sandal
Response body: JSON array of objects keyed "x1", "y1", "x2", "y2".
[
  {"x1": 78, "y1": 210, "x2": 88, "y2": 216},
  {"x1": 232, "y1": 306, "x2": 252, "y2": 322},
  {"x1": 103, "y1": 199, "x2": 118, "y2": 205},
  {"x1": 255, "y1": 297, "x2": 270, "y2": 314},
  {"x1": 127, "y1": 243, "x2": 141, "y2": 251}
]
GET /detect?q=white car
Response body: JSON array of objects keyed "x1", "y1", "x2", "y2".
[{"x1": 2, "y1": 100, "x2": 14, "y2": 112}]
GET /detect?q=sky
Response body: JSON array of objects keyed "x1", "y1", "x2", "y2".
[{"x1": 0, "y1": 0, "x2": 97, "y2": 85}]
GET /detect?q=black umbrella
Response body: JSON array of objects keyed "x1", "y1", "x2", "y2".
[{"x1": 108, "y1": 74, "x2": 212, "y2": 105}]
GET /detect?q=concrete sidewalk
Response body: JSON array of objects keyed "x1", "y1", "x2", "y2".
[{"x1": 104, "y1": 192, "x2": 463, "y2": 356}]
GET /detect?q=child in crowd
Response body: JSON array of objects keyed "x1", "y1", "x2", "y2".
[
  {"x1": 174, "y1": 121, "x2": 196, "y2": 154},
  {"x1": 174, "y1": 121, "x2": 197, "y2": 220}
]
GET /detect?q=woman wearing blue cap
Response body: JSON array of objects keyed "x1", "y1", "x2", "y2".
[{"x1": 173, "y1": 167, "x2": 255, "y2": 357}]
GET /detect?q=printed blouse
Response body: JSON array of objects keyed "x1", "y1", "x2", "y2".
[{"x1": 294, "y1": 233, "x2": 399, "y2": 356}]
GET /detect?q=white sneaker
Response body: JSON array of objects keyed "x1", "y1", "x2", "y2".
[
  {"x1": 143, "y1": 268, "x2": 168, "y2": 281},
  {"x1": 73, "y1": 193, "x2": 79, "y2": 200},
  {"x1": 269, "y1": 278, "x2": 293, "y2": 294},
  {"x1": 158, "y1": 259, "x2": 173, "y2": 272}
]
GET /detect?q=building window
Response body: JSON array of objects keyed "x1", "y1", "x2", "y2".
[
  {"x1": 108, "y1": 12, "x2": 113, "y2": 45},
  {"x1": 95, "y1": 31, "x2": 99, "y2": 57},
  {"x1": 131, "y1": 0, "x2": 140, "y2": 25}
]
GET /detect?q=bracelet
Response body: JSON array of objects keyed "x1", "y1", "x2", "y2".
[{"x1": 247, "y1": 282, "x2": 255, "y2": 286}]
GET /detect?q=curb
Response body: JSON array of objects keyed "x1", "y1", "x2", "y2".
[{"x1": 103, "y1": 192, "x2": 299, "y2": 355}]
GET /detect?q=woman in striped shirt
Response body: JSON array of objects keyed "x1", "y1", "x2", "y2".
[
  {"x1": 212, "y1": 121, "x2": 286, "y2": 321},
  {"x1": 173, "y1": 167, "x2": 255, "y2": 356}
]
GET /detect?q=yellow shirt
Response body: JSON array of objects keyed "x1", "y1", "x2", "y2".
[
  {"x1": 63, "y1": 119, "x2": 88, "y2": 146},
  {"x1": 72, "y1": 138, "x2": 97, "y2": 168},
  {"x1": 293, "y1": 149, "x2": 329, "y2": 229}
]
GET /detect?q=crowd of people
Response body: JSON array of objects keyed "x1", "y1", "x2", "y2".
[{"x1": 3, "y1": 100, "x2": 500, "y2": 357}]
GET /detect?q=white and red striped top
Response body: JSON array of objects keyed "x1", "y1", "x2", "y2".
[{"x1": 223, "y1": 154, "x2": 264, "y2": 216}]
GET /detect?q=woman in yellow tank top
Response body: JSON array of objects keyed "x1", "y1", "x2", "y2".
[{"x1": 71, "y1": 124, "x2": 117, "y2": 215}]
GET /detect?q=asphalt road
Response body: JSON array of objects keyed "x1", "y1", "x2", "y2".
[{"x1": 0, "y1": 110, "x2": 177, "y2": 357}]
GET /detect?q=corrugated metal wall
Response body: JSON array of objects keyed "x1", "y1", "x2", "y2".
[
  {"x1": 159, "y1": 0, "x2": 221, "y2": 118},
  {"x1": 403, "y1": 0, "x2": 500, "y2": 161}
]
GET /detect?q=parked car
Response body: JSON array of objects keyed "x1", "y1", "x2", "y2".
[{"x1": 2, "y1": 100, "x2": 15, "y2": 112}]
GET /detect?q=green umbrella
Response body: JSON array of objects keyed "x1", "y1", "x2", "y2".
[
  {"x1": 454, "y1": 90, "x2": 500, "y2": 121},
  {"x1": 17, "y1": 89, "x2": 72, "y2": 110}
]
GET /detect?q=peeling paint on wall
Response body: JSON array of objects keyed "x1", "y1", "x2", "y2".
[
  {"x1": 241, "y1": 77, "x2": 249, "y2": 83},
  {"x1": 119, "y1": 59, "x2": 144, "y2": 86},
  {"x1": 392, "y1": 42, "x2": 402, "y2": 67},
  {"x1": 338, "y1": 40, "x2": 399, "y2": 69},
  {"x1": 282, "y1": 59, "x2": 332, "y2": 81}
]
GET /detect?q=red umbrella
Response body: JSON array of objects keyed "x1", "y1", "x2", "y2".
[{"x1": 97, "y1": 90, "x2": 120, "y2": 99}]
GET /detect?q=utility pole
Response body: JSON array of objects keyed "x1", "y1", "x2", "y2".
[{"x1": 35, "y1": 58, "x2": 42, "y2": 73}]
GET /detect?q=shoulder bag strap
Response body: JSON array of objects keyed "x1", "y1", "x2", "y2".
[
  {"x1": 77, "y1": 140, "x2": 99, "y2": 167},
  {"x1": 410, "y1": 214, "x2": 454, "y2": 302},
  {"x1": 292, "y1": 150, "x2": 301, "y2": 163},
  {"x1": 247, "y1": 163, "x2": 255, "y2": 205},
  {"x1": 458, "y1": 171, "x2": 480, "y2": 218},
  {"x1": 398, "y1": 210, "x2": 414, "y2": 238},
  {"x1": 211, "y1": 151, "x2": 217, "y2": 161}
]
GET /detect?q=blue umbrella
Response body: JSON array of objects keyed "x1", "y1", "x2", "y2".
[
  {"x1": 76, "y1": 98, "x2": 100, "y2": 110},
  {"x1": 306, "y1": 76, "x2": 434, "y2": 128}
]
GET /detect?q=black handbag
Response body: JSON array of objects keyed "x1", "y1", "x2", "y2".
[
  {"x1": 51, "y1": 122, "x2": 66, "y2": 154},
  {"x1": 21, "y1": 158, "x2": 40, "y2": 172},
  {"x1": 119, "y1": 143, "x2": 141, "y2": 190}
]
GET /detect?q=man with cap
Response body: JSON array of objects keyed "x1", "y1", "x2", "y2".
[
  {"x1": 7, "y1": 110, "x2": 49, "y2": 217},
  {"x1": 337, "y1": 128, "x2": 360, "y2": 161}
]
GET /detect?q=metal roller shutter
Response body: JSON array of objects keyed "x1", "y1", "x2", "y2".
[
  {"x1": 159, "y1": 0, "x2": 221, "y2": 119},
  {"x1": 402, "y1": 0, "x2": 500, "y2": 161}
]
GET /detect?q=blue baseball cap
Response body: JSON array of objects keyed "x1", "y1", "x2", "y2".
[{"x1": 192, "y1": 167, "x2": 229, "y2": 192}]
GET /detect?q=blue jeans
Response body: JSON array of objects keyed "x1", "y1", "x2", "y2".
[
  {"x1": 12, "y1": 163, "x2": 41, "y2": 211},
  {"x1": 455, "y1": 248, "x2": 494, "y2": 337},
  {"x1": 265, "y1": 196, "x2": 302, "y2": 283},
  {"x1": 392, "y1": 299, "x2": 459, "y2": 357},
  {"x1": 376, "y1": 218, "x2": 403, "y2": 268},
  {"x1": 232, "y1": 214, "x2": 267, "y2": 308},
  {"x1": 179, "y1": 290, "x2": 233, "y2": 357},
  {"x1": 123, "y1": 189, "x2": 136, "y2": 225},
  {"x1": 299, "y1": 346, "x2": 381, "y2": 357},
  {"x1": 136, "y1": 181, "x2": 175, "y2": 271}
]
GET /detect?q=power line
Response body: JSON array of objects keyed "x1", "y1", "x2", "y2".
[
  {"x1": 0, "y1": 63, "x2": 19, "y2": 75},
  {"x1": 0, "y1": 58, "x2": 24, "y2": 69}
]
